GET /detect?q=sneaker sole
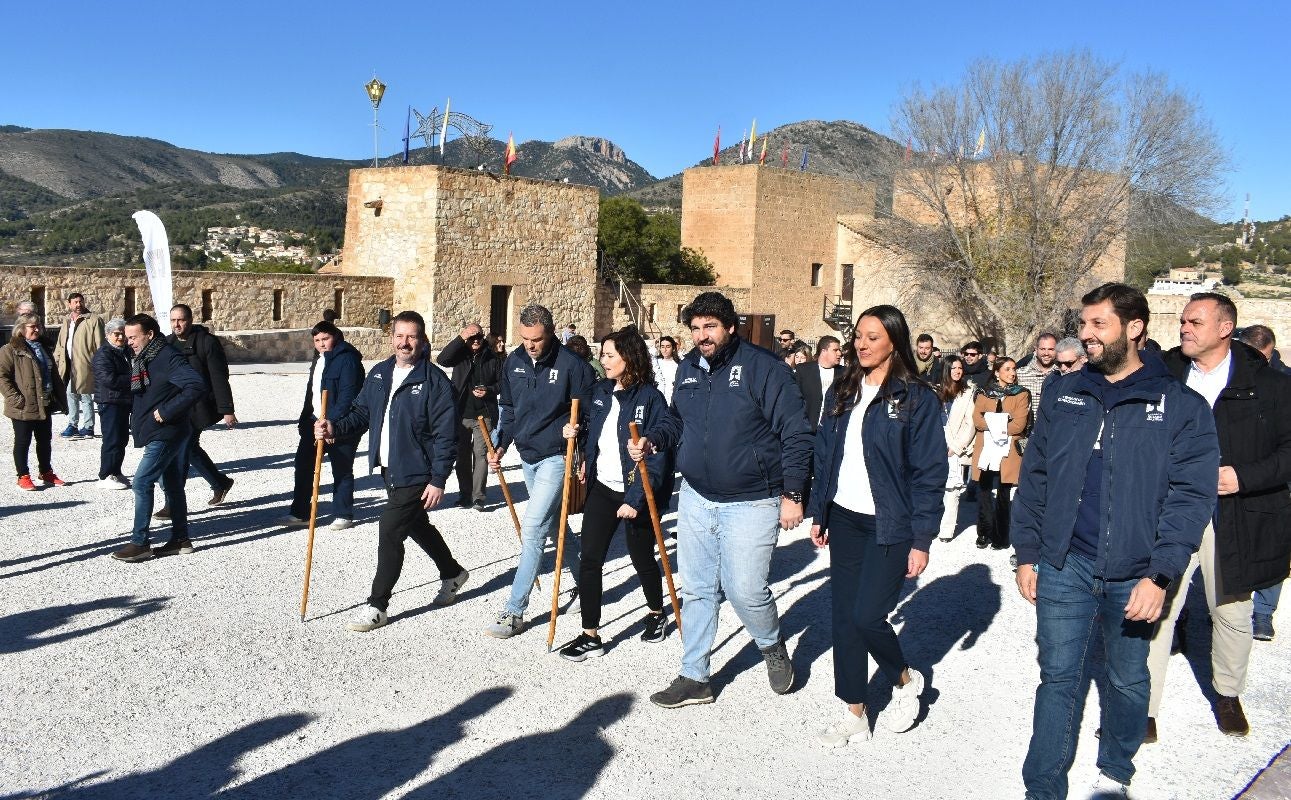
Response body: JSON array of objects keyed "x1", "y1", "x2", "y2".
[
  {"x1": 112, "y1": 552, "x2": 155, "y2": 563},
  {"x1": 649, "y1": 692, "x2": 715, "y2": 709},
  {"x1": 483, "y1": 624, "x2": 525, "y2": 639},
  {"x1": 346, "y1": 621, "x2": 388, "y2": 632},
  {"x1": 817, "y1": 730, "x2": 871, "y2": 748}
]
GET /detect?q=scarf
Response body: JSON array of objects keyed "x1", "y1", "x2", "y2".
[
  {"x1": 984, "y1": 381, "x2": 1026, "y2": 400},
  {"x1": 915, "y1": 353, "x2": 935, "y2": 374},
  {"x1": 130, "y1": 336, "x2": 168, "y2": 393}
]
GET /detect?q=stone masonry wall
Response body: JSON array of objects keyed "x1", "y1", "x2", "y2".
[
  {"x1": 0, "y1": 264, "x2": 393, "y2": 331},
  {"x1": 1148, "y1": 293, "x2": 1291, "y2": 354},
  {"x1": 680, "y1": 167, "x2": 760, "y2": 288},
  {"x1": 341, "y1": 165, "x2": 598, "y2": 348}
]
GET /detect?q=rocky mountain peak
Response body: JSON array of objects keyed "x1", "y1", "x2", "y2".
[{"x1": 553, "y1": 136, "x2": 626, "y2": 164}]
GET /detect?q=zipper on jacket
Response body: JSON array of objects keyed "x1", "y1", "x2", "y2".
[{"x1": 1100, "y1": 411, "x2": 1116, "y2": 573}]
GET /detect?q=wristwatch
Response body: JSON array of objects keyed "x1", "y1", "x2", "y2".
[
  {"x1": 782, "y1": 490, "x2": 803, "y2": 504},
  {"x1": 1148, "y1": 573, "x2": 1172, "y2": 590}
]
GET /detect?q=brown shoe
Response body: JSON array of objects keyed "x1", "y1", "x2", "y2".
[
  {"x1": 1216, "y1": 695, "x2": 1249, "y2": 737},
  {"x1": 153, "y1": 538, "x2": 195, "y2": 557},
  {"x1": 154, "y1": 505, "x2": 171, "y2": 520},
  {"x1": 209, "y1": 477, "x2": 234, "y2": 506},
  {"x1": 111, "y1": 543, "x2": 155, "y2": 563},
  {"x1": 1144, "y1": 717, "x2": 1158, "y2": 744}
]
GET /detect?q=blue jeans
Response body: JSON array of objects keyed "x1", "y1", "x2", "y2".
[
  {"x1": 131, "y1": 436, "x2": 189, "y2": 546},
  {"x1": 290, "y1": 433, "x2": 356, "y2": 520},
  {"x1": 67, "y1": 389, "x2": 95, "y2": 431},
  {"x1": 504, "y1": 454, "x2": 581, "y2": 617},
  {"x1": 1023, "y1": 552, "x2": 1153, "y2": 800},
  {"x1": 1254, "y1": 582, "x2": 1282, "y2": 617},
  {"x1": 676, "y1": 480, "x2": 783, "y2": 682}
]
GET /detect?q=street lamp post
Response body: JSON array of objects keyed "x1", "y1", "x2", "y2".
[{"x1": 364, "y1": 75, "x2": 386, "y2": 167}]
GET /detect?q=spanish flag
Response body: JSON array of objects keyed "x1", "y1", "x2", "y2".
[{"x1": 504, "y1": 132, "x2": 517, "y2": 175}]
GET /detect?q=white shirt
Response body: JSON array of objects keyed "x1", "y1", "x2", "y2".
[
  {"x1": 377, "y1": 364, "x2": 415, "y2": 472},
  {"x1": 595, "y1": 395, "x2": 625, "y2": 492},
  {"x1": 1186, "y1": 349, "x2": 1232, "y2": 408},
  {"x1": 817, "y1": 365, "x2": 837, "y2": 424},
  {"x1": 311, "y1": 352, "x2": 326, "y2": 417},
  {"x1": 833, "y1": 381, "x2": 882, "y2": 514},
  {"x1": 654, "y1": 358, "x2": 678, "y2": 404}
]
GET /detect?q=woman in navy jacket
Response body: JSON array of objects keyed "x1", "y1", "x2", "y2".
[
  {"x1": 807, "y1": 305, "x2": 947, "y2": 747},
  {"x1": 283, "y1": 321, "x2": 364, "y2": 529},
  {"x1": 558, "y1": 327, "x2": 672, "y2": 662}
]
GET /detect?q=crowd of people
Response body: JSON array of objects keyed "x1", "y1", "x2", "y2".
[{"x1": 4, "y1": 283, "x2": 1290, "y2": 800}]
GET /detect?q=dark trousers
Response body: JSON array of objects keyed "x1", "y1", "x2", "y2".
[
  {"x1": 290, "y1": 432, "x2": 357, "y2": 520},
  {"x1": 455, "y1": 419, "x2": 489, "y2": 504},
  {"x1": 827, "y1": 503, "x2": 911, "y2": 705},
  {"x1": 98, "y1": 404, "x2": 130, "y2": 479},
  {"x1": 578, "y1": 480, "x2": 663, "y2": 630},
  {"x1": 11, "y1": 418, "x2": 52, "y2": 477},
  {"x1": 185, "y1": 425, "x2": 227, "y2": 491},
  {"x1": 977, "y1": 470, "x2": 1013, "y2": 548},
  {"x1": 367, "y1": 482, "x2": 465, "y2": 611}
]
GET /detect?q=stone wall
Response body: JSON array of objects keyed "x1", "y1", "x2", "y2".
[
  {"x1": 635, "y1": 283, "x2": 752, "y2": 343},
  {"x1": 0, "y1": 264, "x2": 393, "y2": 331},
  {"x1": 1148, "y1": 294, "x2": 1291, "y2": 352},
  {"x1": 218, "y1": 327, "x2": 389, "y2": 363},
  {"x1": 341, "y1": 165, "x2": 599, "y2": 348}
]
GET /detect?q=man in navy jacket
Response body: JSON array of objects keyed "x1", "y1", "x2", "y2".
[
  {"x1": 484, "y1": 304, "x2": 596, "y2": 639},
  {"x1": 317, "y1": 311, "x2": 468, "y2": 632},
  {"x1": 1012, "y1": 284, "x2": 1218, "y2": 800},
  {"x1": 632, "y1": 291, "x2": 813, "y2": 708},
  {"x1": 111, "y1": 313, "x2": 206, "y2": 563}
]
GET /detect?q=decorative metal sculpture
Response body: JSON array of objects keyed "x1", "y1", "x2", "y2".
[{"x1": 410, "y1": 106, "x2": 497, "y2": 169}]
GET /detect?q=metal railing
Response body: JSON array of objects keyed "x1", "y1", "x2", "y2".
[
  {"x1": 823, "y1": 295, "x2": 853, "y2": 329},
  {"x1": 617, "y1": 279, "x2": 662, "y2": 342}
]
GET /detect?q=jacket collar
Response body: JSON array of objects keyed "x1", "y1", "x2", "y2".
[
  {"x1": 686, "y1": 335, "x2": 741, "y2": 374},
  {"x1": 1163, "y1": 340, "x2": 1264, "y2": 393},
  {"x1": 1070, "y1": 356, "x2": 1173, "y2": 404}
]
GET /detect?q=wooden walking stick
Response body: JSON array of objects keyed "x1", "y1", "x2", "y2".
[
  {"x1": 547, "y1": 398, "x2": 580, "y2": 651},
  {"x1": 629, "y1": 422, "x2": 683, "y2": 639},
  {"x1": 478, "y1": 415, "x2": 538, "y2": 591},
  {"x1": 299, "y1": 389, "x2": 329, "y2": 622}
]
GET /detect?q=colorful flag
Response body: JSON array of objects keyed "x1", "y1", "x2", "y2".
[
  {"x1": 973, "y1": 128, "x2": 985, "y2": 158},
  {"x1": 800, "y1": 146, "x2": 808, "y2": 171},
  {"x1": 440, "y1": 97, "x2": 451, "y2": 159},
  {"x1": 759, "y1": 134, "x2": 767, "y2": 165},
  {"x1": 781, "y1": 142, "x2": 789, "y2": 167},
  {"x1": 904, "y1": 137, "x2": 912, "y2": 163},
  {"x1": 504, "y1": 132, "x2": 517, "y2": 175},
  {"x1": 713, "y1": 126, "x2": 721, "y2": 165},
  {"x1": 402, "y1": 105, "x2": 411, "y2": 165},
  {"x1": 749, "y1": 118, "x2": 756, "y2": 154}
]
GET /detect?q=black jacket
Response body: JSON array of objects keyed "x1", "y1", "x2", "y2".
[
  {"x1": 583, "y1": 380, "x2": 672, "y2": 514},
  {"x1": 332, "y1": 355, "x2": 457, "y2": 489},
  {"x1": 647, "y1": 335, "x2": 812, "y2": 502},
  {"x1": 91, "y1": 342, "x2": 132, "y2": 407},
  {"x1": 497, "y1": 341, "x2": 596, "y2": 463},
  {"x1": 1163, "y1": 341, "x2": 1291, "y2": 593},
  {"x1": 130, "y1": 342, "x2": 206, "y2": 448},
  {"x1": 167, "y1": 325, "x2": 234, "y2": 430},
  {"x1": 299, "y1": 339, "x2": 365, "y2": 442},
  {"x1": 793, "y1": 361, "x2": 841, "y2": 432},
  {"x1": 436, "y1": 336, "x2": 502, "y2": 425}
]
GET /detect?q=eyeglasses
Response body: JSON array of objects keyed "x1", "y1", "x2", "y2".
[
  {"x1": 1056, "y1": 359, "x2": 1078, "y2": 370},
  {"x1": 962, "y1": 351, "x2": 979, "y2": 357}
]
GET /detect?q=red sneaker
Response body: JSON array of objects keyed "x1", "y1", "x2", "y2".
[
  {"x1": 16, "y1": 474, "x2": 36, "y2": 491},
  {"x1": 39, "y1": 471, "x2": 66, "y2": 487}
]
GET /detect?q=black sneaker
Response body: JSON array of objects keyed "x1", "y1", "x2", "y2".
[
  {"x1": 472, "y1": 499, "x2": 488, "y2": 512},
  {"x1": 640, "y1": 612, "x2": 667, "y2": 643},
  {"x1": 761, "y1": 639, "x2": 795, "y2": 695},
  {"x1": 111, "y1": 543, "x2": 155, "y2": 563},
  {"x1": 649, "y1": 675, "x2": 715, "y2": 708},
  {"x1": 153, "y1": 538, "x2": 195, "y2": 557},
  {"x1": 559, "y1": 633, "x2": 605, "y2": 662}
]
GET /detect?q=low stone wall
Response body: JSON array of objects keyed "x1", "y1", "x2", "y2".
[
  {"x1": 0, "y1": 264, "x2": 394, "y2": 331},
  {"x1": 1148, "y1": 293, "x2": 1291, "y2": 352},
  {"x1": 217, "y1": 327, "x2": 388, "y2": 363}
]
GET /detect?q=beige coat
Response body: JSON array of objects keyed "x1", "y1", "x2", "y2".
[
  {"x1": 54, "y1": 312, "x2": 104, "y2": 394},
  {"x1": 970, "y1": 388, "x2": 1031, "y2": 485},
  {"x1": 944, "y1": 388, "x2": 977, "y2": 466},
  {"x1": 0, "y1": 337, "x2": 67, "y2": 422}
]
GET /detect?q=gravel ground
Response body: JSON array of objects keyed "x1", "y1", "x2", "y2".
[{"x1": 1, "y1": 367, "x2": 1288, "y2": 800}]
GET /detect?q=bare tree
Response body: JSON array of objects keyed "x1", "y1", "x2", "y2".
[{"x1": 874, "y1": 50, "x2": 1227, "y2": 355}]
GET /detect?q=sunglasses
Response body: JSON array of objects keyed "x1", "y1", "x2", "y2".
[
  {"x1": 1057, "y1": 359, "x2": 1078, "y2": 368},
  {"x1": 962, "y1": 351, "x2": 980, "y2": 357}
]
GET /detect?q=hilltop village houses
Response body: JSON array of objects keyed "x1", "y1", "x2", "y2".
[{"x1": 2, "y1": 163, "x2": 1288, "y2": 359}]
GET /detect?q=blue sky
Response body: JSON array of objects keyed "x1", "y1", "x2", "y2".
[{"x1": 5, "y1": 0, "x2": 1287, "y2": 221}]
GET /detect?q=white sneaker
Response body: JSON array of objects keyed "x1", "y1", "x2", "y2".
[
  {"x1": 883, "y1": 668, "x2": 925, "y2": 732},
  {"x1": 483, "y1": 611, "x2": 526, "y2": 639},
  {"x1": 345, "y1": 605, "x2": 388, "y2": 632},
  {"x1": 1087, "y1": 773, "x2": 1131, "y2": 798},
  {"x1": 278, "y1": 514, "x2": 309, "y2": 527},
  {"x1": 816, "y1": 709, "x2": 872, "y2": 748},
  {"x1": 99, "y1": 476, "x2": 128, "y2": 490},
  {"x1": 434, "y1": 569, "x2": 470, "y2": 605},
  {"x1": 329, "y1": 517, "x2": 354, "y2": 530}
]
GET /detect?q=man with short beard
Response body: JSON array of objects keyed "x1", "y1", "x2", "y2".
[
  {"x1": 914, "y1": 333, "x2": 938, "y2": 377},
  {"x1": 317, "y1": 311, "x2": 469, "y2": 632},
  {"x1": 1015, "y1": 332, "x2": 1058, "y2": 436},
  {"x1": 1011, "y1": 283, "x2": 1217, "y2": 799}
]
